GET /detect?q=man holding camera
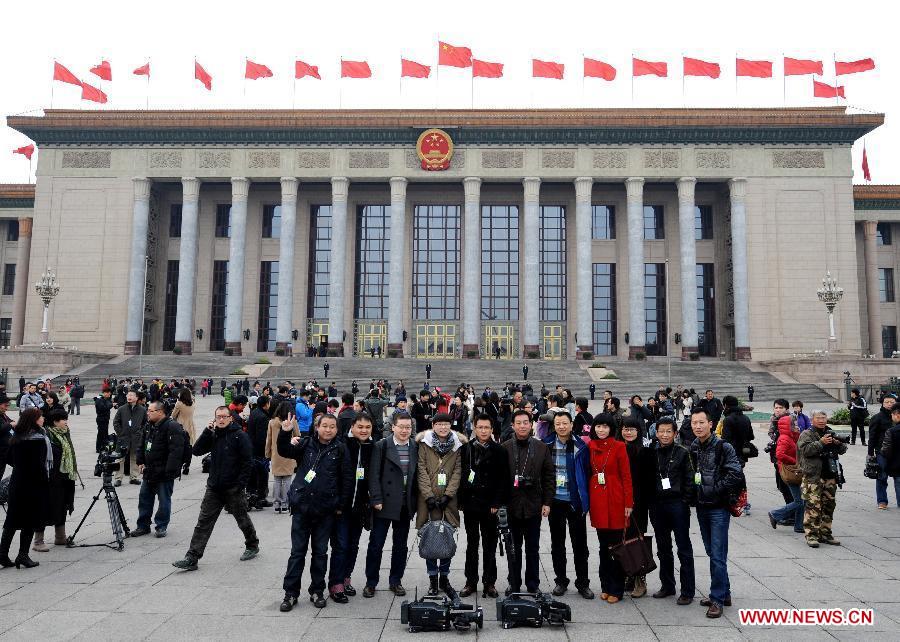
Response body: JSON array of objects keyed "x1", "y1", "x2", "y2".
[
  {"x1": 797, "y1": 411, "x2": 847, "y2": 548},
  {"x1": 132, "y1": 401, "x2": 186, "y2": 538}
]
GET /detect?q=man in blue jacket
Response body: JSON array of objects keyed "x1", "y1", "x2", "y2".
[
  {"x1": 542, "y1": 411, "x2": 593, "y2": 599},
  {"x1": 294, "y1": 389, "x2": 314, "y2": 436}
]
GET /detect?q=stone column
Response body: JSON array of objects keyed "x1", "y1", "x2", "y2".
[
  {"x1": 574, "y1": 177, "x2": 594, "y2": 358},
  {"x1": 863, "y1": 220, "x2": 883, "y2": 356},
  {"x1": 275, "y1": 177, "x2": 299, "y2": 355},
  {"x1": 729, "y1": 178, "x2": 751, "y2": 360},
  {"x1": 462, "y1": 177, "x2": 482, "y2": 358},
  {"x1": 626, "y1": 177, "x2": 646, "y2": 358},
  {"x1": 327, "y1": 177, "x2": 349, "y2": 356},
  {"x1": 124, "y1": 177, "x2": 151, "y2": 354},
  {"x1": 224, "y1": 177, "x2": 249, "y2": 355},
  {"x1": 677, "y1": 177, "x2": 699, "y2": 359},
  {"x1": 387, "y1": 177, "x2": 407, "y2": 357},
  {"x1": 174, "y1": 178, "x2": 200, "y2": 354},
  {"x1": 522, "y1": 177, "x2": 541, "y2": 357},
  {"x1": 10, "y1": 217, "x2": 32, "y2": 347}
]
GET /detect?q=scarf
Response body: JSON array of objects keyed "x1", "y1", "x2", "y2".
[
  {"x1": 432, "y1": 433, "x2": 454, "y2": 456},
  {"x1": 26, "y1": 430, "x2": 54, "y2": 477},
  {"x1": 47, "y1": 425, "x2": 77, "y2": 481}
]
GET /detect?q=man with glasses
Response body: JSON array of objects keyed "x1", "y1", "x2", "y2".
[{"x1": 132, "y1": 401, "x2": 186, "y2": 538}]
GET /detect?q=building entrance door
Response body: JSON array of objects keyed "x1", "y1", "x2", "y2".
[
  {"x1": 484, "y1": 324, "x2": 516, "y2": 359},
  {"x1": 356, "y1": 321, "x2": 386, "y2": 357},
  {"x1": 542, "y1": 324, "x2": 563, "y2": 360},
  {"x1": 306, "y1": 319, "x2": 329, "y2": 357},
  {"x1": 414, "y1": 322, "x2": 457, "y2": 358}
]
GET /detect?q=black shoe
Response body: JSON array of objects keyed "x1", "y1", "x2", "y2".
[
  {"x1": 114, "y1": 480, "x2": 122, "y2": 487},
  {"x1": 0, "y1": 556, "x2": 14, "y2": 568},
  {"x1": 427, "y1": 576, "x2": 439, "y2": 597},
  {"x1": 14, "y1": 555, "x2": 39, "y2": 569},
  {"x1": 459, "y1": 584, "x2": 476, "y2": 598},
  {"x1": 257, "y1": 499, "x2": 273, "y2": 508},
  {"x1": 483, "y1": 584, "x2": 498, "y2": 598},
  {"x1": 362, "y1": 586, "x2": 375, "y2": 598},
  {"x1": 182, "y1": 466, "x2": 190, "y2": 475},
  {"x1": 677, "y1": 596, "x2": 694, "y2": 605},
  {"x1": 279, "y1": 594, "x2": 297, "y2": 612},
  {"x1": 653, "y1": 588, "x2": 676, "y2": 599},
  {"x1": 130, "y1": 527, "x2": 151, "y2": 537},
  {"x1": 310, "y1": 592, "x2": 327, "y2": 608},
  {"x1": 390, "y1": 584, "x2": 406, "y2": 597},
  {"x1": 700, "y1": 596, "x2": 731, "y2": 607},
  {"x1": 439, "y1": 575, "x2": 457, "y2": 600},
  {"x1": 130, "y1": 479, "x2": 141, "y2": 485},
  {"x1": 344, "y1": 583, "x2": 357, "y2": 597},
  {"x1": 172, "y1": 556, "x2": 199, "y2": 571},
  {"x1": 577, "y1": 586, "x2": 595, "y2": 600},
  {"x1": 768, "y1": 513, "x2": 777, "y2": 529},
  {"x1": 551, "y1": 583, "x2": 567, "y2": 596},
  {"x1": 329, "y1": 591, "x2": 348, "y2": 604}
]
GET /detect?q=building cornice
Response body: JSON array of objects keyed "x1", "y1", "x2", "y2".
[
  {"x1": 854, "y1": 185, "x2": 900, "y2": 210},
  {"x1": 0, "y1": 184, "x2": 35, "y2": 209}
]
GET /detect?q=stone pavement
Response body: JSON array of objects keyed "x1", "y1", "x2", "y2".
[{"x1": 1, "y1": 395, "x2": 898, "y2": 640}]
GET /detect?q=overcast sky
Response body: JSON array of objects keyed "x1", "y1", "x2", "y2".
[{"x1": 1, "y1": 0, "x2": 893, "y2": 184}]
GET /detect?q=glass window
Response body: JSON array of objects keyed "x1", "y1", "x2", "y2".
[
  {"x1": 355, "y1": 205, "x2": 390, "y2": 319},
  {"x1": 695, "y1": 205, "x2": 713, "y2": 240},
  {"x1": 482, "y1": 205, "x2": 519, "y2": 321},
  {"x1": 215, "y1": 204, "x2": 231, "y2": 238},
  {"x1": 257, "y1": 261, "x2": 279, "y2": 351},
  {"x1": 262, "y1": 204, "x2": 281, "y2": 239},
  {"x1": 540, "y1": 206, "x2": 567, "y2": 322},
  {"x1": 645, "y1": 263, "x2": 667, "y2": 356},
  {"x1": 2, "y1": 264, "x2": 15, "y2": 296},
  {"x1": 643, "y1": 205, "x2": 664, "y2": 240},
  {"x1": 169, "y1": 204, "x2": 182, "y2": 238},
  {"x1": 162, "y1": 260, "x2": 179, "y2": 351},
  {"x1": 0, "y1": 318, "x2": 10, "y2": 348},
  {"x1": 209, "y1": 260, "x2": 228, "y2": 351},
  {"x1": 879, "y1": 268, "x2": 895, "y2": 303},
  {"x1": 6, "y1": 220, "x2": 18, "y2": 242},
  {"x1": 591, "y1": 205, "x2": 615, "y2": 240},
  {"x1": 697, "y1": 263, "x2": 716, "y2": 356},
  {"x1": 307, "y1": 205, "x2": 332, "y2": 318},
  {"x1": 413, "y1": 205, "x2": 460, "y2": 320},
  {"x1": 876, "y1": 222, "x2": 892, "y2": 246},
  {"x1": 592, "y1": 263, "x2": 616, "y2": 356},
  {"x1": 883, "y1": 326, "x2": 898, "y2": 358}
]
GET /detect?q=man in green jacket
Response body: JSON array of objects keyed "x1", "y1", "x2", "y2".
[{"x1": 797, "y1": 411, "x2": 847, "y2": 548}]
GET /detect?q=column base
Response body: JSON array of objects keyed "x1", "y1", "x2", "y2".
[
  {"x1": 628, "y1": 345, "x2": 647, "y2": 360},
  {"x1": 680, "y1": 346, "x2": 699, "y2": 361},
  {"x1": 224, "y1": 341, "x2": 242, "y2": 356},
  {"x1": 462, "y1": 343, "x2": 480, "y2": 359},
  {"x1": 174, "y1": 341, "x2": 193, "y2": 355},
  {"x1": 576, "y1": 345, "x2": 594, "y2": 361},
  {"x1": 326, "y1": 342, "x2": 345, "y2": 357},
  {"x1": 387, "y1": 343, "x2": 404, "y2": 358},
  {"x1": 275, "y1": 341, "x2": 292, "y2": 356},
  {"x1": 735, "y1": 346, "x2": 752, "y2": 361},
  {"x1": 523, "y1": 344, "x2": 541, "y2": 359},
  {"x1": 124, "y1": 341, "x2": 141, "y2": 355}
]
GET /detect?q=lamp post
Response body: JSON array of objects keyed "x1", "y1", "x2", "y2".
[
  {"x1": 34, "y1": 266, "x2": 60, "y2": 348},
  {"x1": 816, "y1": 271, "x2": 844, "y2": 344}
]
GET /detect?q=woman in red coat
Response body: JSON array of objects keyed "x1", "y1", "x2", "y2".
[
  {"x1": 587, "y1": 412, "x2": 633, "y2": 603},
  {"x1": 769, "y1": 415, "x2": 804, "y2": 533}
]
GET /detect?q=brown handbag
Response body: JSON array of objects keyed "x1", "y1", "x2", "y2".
[
  {"x1": 779, "y1": 462, "x2": 803, "y2": 486},
  {"x1": 609, "y1": 517, "x2": 657, "y2": 577}
]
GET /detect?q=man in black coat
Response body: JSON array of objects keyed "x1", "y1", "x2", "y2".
[
  {"x1": 699, "y1": 390, "x2": 724, "y2": 427},
  {"x1": 69, "y1": 380, "x2": 84, "y2": 415},
  {"x1": 721, "y1": 396, "x2": 754, "y2": 467},
  {"x1": 0, "y1": 393, "x2": 12, "y2": 481},
  {"x1": 94, "y1": 388, "x2": 114, "y2": 453},
  {"x1": 247, "y1": 396, "x2": 273, "y2": 508},
  {"x1": 411, "y1": 389, "x2": 436, "y2": 434},
  {"x1": 132, "y1": 401, "x2": 185, "y2": 538},
  {"x1": 870, "y1": 394, "x2": 898, "y2": 508},
  {"x1": 172, "y1": 406, "x2": 258, "y2": 571}
]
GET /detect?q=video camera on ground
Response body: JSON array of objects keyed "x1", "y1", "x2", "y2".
[
  {"x1": 94, "y1": 442, "x2": 126, "y2": 477},
  {"x1": 400, "y1": 594, "x2": 484, "y2": 633},
  {"x1": 496, "y1": 592, "x2": 572, "y2": 629}
]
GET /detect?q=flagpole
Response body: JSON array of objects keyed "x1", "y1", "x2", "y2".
[
  {"x1": 28, "y1": 158, "x2": 32, "y2": 184},
  {"x1": 832, "y1": 52, "x2": 838, "y2": 106},
  {"x1": 436, "y1": 36, "x2": 441, "y2": 109},
  {"x1": 243, "y1": 58, "x2": 248, "y2": 102},
  {"x1": 734, "y1": 53, "x2": 739, "y2": 106},
  {"x1": 50, "y1": 59, "x2": 56, "y2": 109},
  {"x1": 681, "y1": 52, "x2": 686, "y2": 107},
  {"x1": 470, "y1": 70, "x2": 474, "y2": 109},
  {"x1": 146, "y1": 58, "x2": 151, "y2": 110},
  {"x1": 581, "y1": 54, "x2": 586, "y2": 107},
  {"x1": 630, "y1": 54, "x2": 634, "y2": 105},
  {"x1": 782, "y1": 52, "x2": 786, "y2": 106}
]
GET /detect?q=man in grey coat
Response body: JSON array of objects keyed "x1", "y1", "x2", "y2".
[{"x1": 113, "y1": 391, "x2": 148, "y2": 485}]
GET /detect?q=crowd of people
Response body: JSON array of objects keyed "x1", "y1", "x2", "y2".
[{"x1": 0, "y1": 374, "x2": 899, "y2": 622}]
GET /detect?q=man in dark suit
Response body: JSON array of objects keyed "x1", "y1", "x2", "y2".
[{"x1": 363, "y1": 411, "x2": 418, "y2": 597}]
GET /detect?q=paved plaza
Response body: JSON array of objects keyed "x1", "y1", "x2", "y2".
[{"x1": 1, "y1": 394, "x2": 899, "y2": 640}]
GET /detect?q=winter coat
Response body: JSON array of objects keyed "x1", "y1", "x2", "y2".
[
  {"x1": 344, "y1": 436, "x2": 374, "y2": 514},
  {"x1": 294, "y1": 399, "x2": 314, "y2": 434},
  {"x1": 45, "y1": 431, "x2": 76, "y2": 527},
  {"x1": 881, "y1": 424, "x2": 900, "y2": 476},
  {"x1": 625, "y1": 443, "x2": 657, "y2": 533},
  {"x1": 502, "y1": 437, "x2": 555, "y2": 520},
  {"x1": 797, "y1": 425, "x2": 847, "y2": 482},
  {"x1": 247, "y1": 407, "x2": 270, "y2": 457},
  {"x1": 722, "y1": 406, "x2": 754, "y2": 464},
  {"x1": 368, "y1": 437, "x2": 419, "y2": 521},
  {"x1": 573, "y1": 410, "x2": 594, "y2": 437},
  {"x1": 192, "y1": 423, "x2": 252, "y2": 491},
  {"x1": 265, "y1": 418, "x2": 299, "y2": 477},
  {"x1": 541, "y1": 434, "x2": 591, "y2": 514},
  {"x1": 415, "y1": 429, "x2": 467, "y2": 528},
  {"x1": 337, "y1": 407, "x2": 357, "y2": 439},
  {"x1": 651, "y1": 442, "x2": 695, "y2": 505},
  {"x1": 3, "y1": 434, "x2": 51, "y2": 530},
  {"x1": 365, "y1": 396, "x2": 389, "y2": 432},
  {"x1": 136, "y1": 418, "x2": 186, "y2": 483},
  {"x1": 689, "y1": 434, "x2": 744, "y2": 509},
  {"x1": 459, "y1": 438, "x2": 509, "y2": 513},
  {"x1": 171, "y1": 401, "x2": 196, "y2": 444},
  {"x1": 278, "y1": 431, "x2": 353, "y2": 516},
  {"x1": 0, "y1": 413, "x2": 12, "y2": 480},
  {"x1": 587, "y1": 438, "x2": 633, "y2": 531},
  {"x1": 775, "y1": 415, "x2": 800, "y2": 474},
  {"x1": 868, "y1": 407, "x2": 894, "y2": 458},
  {"x1": 113, "y1": 403, "x2": 148, "y2": 454},
  {"x1": 411, "y1": 400, "x2": 436, "y2": 434},
  {"x1": 678, "y1": 415, "x2": 694, "y2": 447},
  {"x1": 18, "y1": 393, "x2": 44, "y2": 410},
  {"x1": 94, "y1": 395, "x2": 113, "y2": 423}
]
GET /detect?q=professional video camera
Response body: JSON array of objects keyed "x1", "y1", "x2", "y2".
[
  {"x1": 400, "y1": 593, "x2": 484, "y2": 633},
  {"x1": 94, "y1": 442, "x2": 126, "y2": 477},
  {"x1": 496, "y1": 592, "x2": 572, "y2": 629},
  {"x1": 496, "y1": 506, "x2": 515, "y2": 566},
  {"x1": 822, "y1": 430, "x2": 849, "y2": 488}
]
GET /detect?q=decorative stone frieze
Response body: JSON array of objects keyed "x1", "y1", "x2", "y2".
[
  {"x1": 62, "y1": 150, "x2": 111, "y2": 168},
  {"x1": 149, "y1": 151, "x2": 183, "y2": 168},
  {"x1": 296, "y1": 151, "x2": 331, "y2": 168},
  {"x1": 592, "y1": 150, "x2": 628, "y2": 169},
  {"x1": 541, "y1": 150, "x2": 576, "y2": 168},
  {"x1": 348, "y1": 151, "x2": 390, "y2": 168},
  {"x1": 248, "y1": 151, "x2": 281, "y2": 169},
  {"x1": 482, "y1": 150, "x2": 524, "y2": 169},
  {"x1": 695, "y1": 149, "x2": 731, "y2": 169},
  {"x1": 643, "y1": 149, "x2": 680, "y2": 169},
  {"x1": 197, "y1": 151, "x2": 231, "y2": 169},
  {"x1": 772, "y1": 149, "x2": 826, "y2": 168}
]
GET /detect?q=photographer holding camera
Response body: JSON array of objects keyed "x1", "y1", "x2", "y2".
[{"x1": 797, "y1": 410, "x2": 848, "y2": 548}]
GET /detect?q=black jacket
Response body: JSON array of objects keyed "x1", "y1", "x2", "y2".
[
  {"x1": 699, "y1": 397, "x2": 724, "y2": 426},
  {"x1": 193, "y1": 423, "x2": 252, "y2": 491},
  {"x1": 278, "y1": 431, "x2": 353, "y2": 516},
  {"x1": 247, "y1": 407, "x2": 270, "y2": 457},
  {"x1": 368, "y1": 437, "x2": 418, "y2": 521},
  {"x1": 868, "y1": 406, "x2": 894, "y2": 457},
  {"x1": 411, "y1": 400, "x2": 436, "y2": 434},
  {"x1": 651, "y1": 442, "x2": 695, "y2": 504},
  {"x1": 690, "y1": 434, "x2": 744, "y2": 509},
  {"x1": 0, "y1": 412, "x2": 12, "y2": 480},
  {"x1": 459, "y1": 439, "x2": 510, "y2": 513},
  {"x1": 4, "y1": 435, "x2": 51, "y2": 530},
  {"x1": 94, "y1": 395, "x2": 113, "y2": 422},
  {"x1": 722, "y1": 407, "x2": 755, "y2": 464},
  {"x1": 136, "y1": 418, "x2": 186, "y2": 483},
  {"x1": 337, "y1": 407, "x2": 357, "y2": 439},
  {"x1": 343, "y1": 436, "x2": 374, "y2": 513},
  {"x1": 880, "y1": 424, "x2": 900, "y2": 476},
  {"x1": 502, "y1": 437, "x2": 555, "y2": 520}
]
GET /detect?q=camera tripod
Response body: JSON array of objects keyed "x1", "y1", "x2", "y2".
[{"x1": 67, "y1": 472, "x2": 130, "y2": 550}]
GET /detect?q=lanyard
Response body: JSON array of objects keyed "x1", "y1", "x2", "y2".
[
  {"x1": 514, "y1": 440, "x2": 533, "y2": 477},
  {"x1": 656, "y1": 446, "x2": 675, "y2": 480},
  {"x1": 591, "y1": 444, "x2": 613, "y2": 476},
  {"x1": 306, "y1": 442, "x2": 334, "y2": 478},
  {"x1": 351, "y1": 446, "x2": 361, "y2": 507}
]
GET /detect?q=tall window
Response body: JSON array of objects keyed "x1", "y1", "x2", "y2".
[
  {"x1": 643, "y1": 205, "x2": 664, "y2": 240},
  {"x1": 645, "y1": 263, "x2": 667, "y2": 356},
  {"x1": 355, "y1": 205, "x2": 390, "y2": 319},
  {"x1": 257, "y1": 261, "x2": 279, "y2": 351},
  {"x1": 209, "y1": 260, "x2": 228, "y2": 351},
  {"x1": 262, "y1": 204, "x2": 282, "y2": 239},
  {"x1": 880, "y1": 268, "x2": 895, "y2": 303},
  {"x1": 697, "y1": 263, "x2": 716, "y2": 356},
  {"x1": 481, "y1": 205, "x2": 519, "y2": 321},
  {"x1": 876, "y1": 222, "x2": 892, "y2": 246},
  {"x1": 0, "y1": 318, "x2": 10, "y2": 348},
  {"x1": 6, "y1": 221, "x2": 18, "y2": 242},
  {"x1": 540, "y1": 206, "x2": 567, "y2": 321},
  {"x1": 169, "y1": 204, "x2": 182, "y2": 238},
  {"x1": 883, "y1": 326, "x2": 898, "y2": 358},
  {"x1": 592, "y1": 263, "x2": 617, "y2": 356},
  {"x1": 695, "y1": 205, "x2": 713, "y2": 240},
  {"x1": 307, "y1": 205, "x2": 332, "y2": 318},
  {"x1": 2, "y1": 264, "x2": 15, "y2": 296},
  {"x1": 412, "y1": 205, "x2": 460, "y2": 320},
  {"x1": 215, "y1": 204, "x2": 231, "y2": 238},
  {"x1": 591, "y1": 205, "x2": 616, "y2": 240},
  {"x1": 162, "y1": 260, "x2": 179, "y2": 351}
]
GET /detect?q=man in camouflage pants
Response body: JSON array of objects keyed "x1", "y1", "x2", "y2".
[{"x1": 797, "y1": 411, "x2": 847, "y2": 548}]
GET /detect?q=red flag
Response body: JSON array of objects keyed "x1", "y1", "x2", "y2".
[
  {"x1": 245, "y1": 59, "x2": 273, "y2": 80},
  {"x1": 438, "y1": 41, "x2": 472, "y2": 68},
  {"x1": 736, "y1": 58, "x2": 773, "y2": 78},
  {"x1": 862, "y1": 145, "x2": 871, "y2": 182},
  {"x1": 835, "y1": 58, "x2": 875, "y2": 76},
  {"x1": 133, "y1": 63, "x2": 150, "y2": 77},
  {"x1": 633, "y1": 58, "x2": 667, "y2": 77},
  {"x1": 401, "y1": 59, "x2": 430, "y2": 78},
  {"x1": 683, "y1": 57, "x2": 720, "y2": 78},
  {"x1": 813, "y1": 79, "x2": 845, "y2": 98},
  {"x1": 53, "y1": 61, "x2": 81, "y2": 86},
  {"x1": 13, "y1": 145, "x2": 35, "y2": 161},
  {"x1": 583, "y1": 58, "x2": 616, "y2": 80},
  {"x1": 195, "y1": 61, "x2": 212, "y2": 90},
  {"x1": 341, "y1": 60, "x2": 371, "y2": 78},
  {"x1": 472, "y1": 59, "x2": 503, "y2": 78},
  {"x1": 90, "y1": 60, "x2": 112, "y2": 81},
  {"x1": 784, "y1": 57, "x2": 822, "y2": 76},
  {"x1": 295, "y1": 60, "x2": 320, "y2": 79},
  {"x1": 532, "y1": 59, "x2": 564, "y2": 79},
  {"x1": 80, "y1": 81, "x2": 108, "y2": 104}
]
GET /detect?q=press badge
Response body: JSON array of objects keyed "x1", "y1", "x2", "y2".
[
  {"x1": 145, "y1": 441, "x2": 152, "y2": 452},
  {"x1": 694, "y1": 472, "x2": 702, "y2": 485},
  {"x1": 437, "y1": 473, "x2": 447, "y2": 486},
  {"x1": 556, "y1": 474, "x2": 567, "y2": 488},
  {"x1": 514, "y1": 475, "x2": 520, "y2": 488},
  {"x1": 355, "y1": 467, "x2": 365, "y2": 480},
  {"x1": 597, "y1": 472, "x2": 606, "y2": 485},
  {"x1": 304, "y1": 470, "x2": 316, "y2": 483},
  {"x1": 661, "y1": 477, "x2": 671, "y2": 490},
  {"x1": 468, "y1": 470, "x2": 475, "y2": 483}
]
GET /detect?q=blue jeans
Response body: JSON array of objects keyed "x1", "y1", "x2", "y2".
[
  {"x1": 365, "y1": 511, "x2": 410, "y2": 588},
  {"x1": 876, "y1": 455, "x2": 900, "y2": 506},
  {"x1": 329, "y1": 511, "x2": 366, "y2": 589},
  {"x1": 696, "y1": 507, "x2": 731, "y2": 607},
  {"x1": 426, "y1": 558, "x2": 451, "y2": 576},
  {"x1": 137, "y1": 479, "x2": 174, "y2": 531},
  {"x1": 771, "y1": 482, "x2": 804, "y2": 532}
]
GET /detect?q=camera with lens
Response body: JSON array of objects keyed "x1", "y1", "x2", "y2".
[
  {"x1": 94, "y1": 442, "x2": 125, "y2": 477},
  {"x1": 821, "y1": 430, "x2": 849, "y2": 487},
  {"x1": 400, "y1": 594, "x2": 484, "y2": 633},
  {"x1": 496, "y1": 592, "x2": 572, "y2": 629}
]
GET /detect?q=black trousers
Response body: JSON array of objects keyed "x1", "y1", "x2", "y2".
[
  {"x1": 595, "y1": 529, "x2": 625, "y2": 598},
  {"x1": 547, "y1": 499, "x2": 590, "y2": 589},
  {"x1": 463, "y1": 509, "x2": 499, "y2": 586},
  {"x1": 850, "y1": 416, "x2": 866, "y2": 444},
  {"x1": 283, "y1": 509, "x2": 334, "y2": 597},
  {"x1": 650, "y1": 500, "x2": 695, "y2": 598},
  {"x1": 247, "y1": 458, "x2": 269, "y2": 501},
  {"x1": 187, "y1": 487, "x2": 258, "y2": 560},
  {"x1": 507, "y1": 515, "x2": 542, "y2": 592},
  {"x1": 96, "y1": 420, "x2": 110, "y2": 454}
]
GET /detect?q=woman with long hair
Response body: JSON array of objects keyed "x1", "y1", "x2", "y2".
[
  {"x1": 41, "y1": 392, "x2": 59, "y2": 424},
  {"x1": 171, "y1": 388, "x2": 195, "y2": 475},
  {"x1": 33, "y1": 408, "x2": 78, "y2": 552},
  {"x1": 618, "y1": 417, "x2": 656, "y2": 598},
  {"x1": 0, "y1": 408, "x2": 51, "y2": 569}
]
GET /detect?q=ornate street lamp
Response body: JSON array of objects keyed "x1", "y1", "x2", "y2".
[
  {"x1": 34, "y1": 266, "x2": 60, "y2": 348},
  {"x1": 816, "y1": 271, "x2": 844, "y2": 342}
]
